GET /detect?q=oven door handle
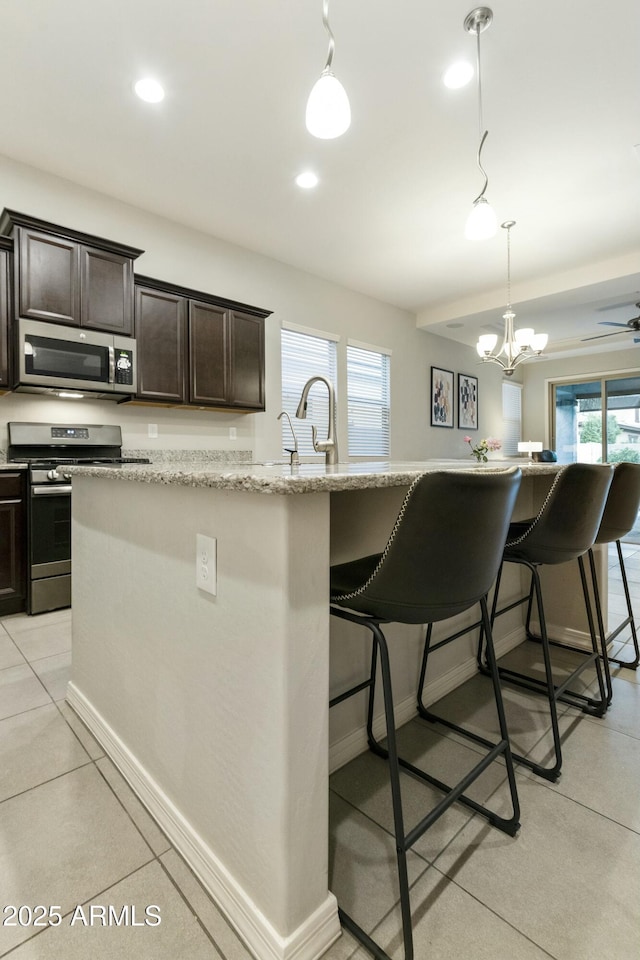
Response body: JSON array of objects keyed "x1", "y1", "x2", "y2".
[{"x1": 31, "y1": 484, "x2": 73, "y2": 496}]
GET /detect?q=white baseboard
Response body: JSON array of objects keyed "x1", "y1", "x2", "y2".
[
  {"x1": 329, "y1": 624, "x2": 525, "y2": 774},
  {"x1": 527, "y1": 620, "x2": 594, "y2": 652},
  {"x1": 66, "y1": 683, "x2": 341, "y2": 960}
]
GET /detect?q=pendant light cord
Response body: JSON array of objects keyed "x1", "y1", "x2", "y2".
[
  {"x1": 506, "y1": 223, "x2": 512, "y2": 309},
  {"x1": 322, "y1": 0, "x2": 335, "y2": 72},
  {"x1": 475, "y1": 25, "x2": 484, "y2": 138},
  {"x1": 472, "y1": 23, "x2": 490, "y2": 204}
]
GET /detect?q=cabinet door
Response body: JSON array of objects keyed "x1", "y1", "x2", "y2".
[
  {"x1": 81, "y1": 246, "x2": 134, "y2": 334},
  {"x1": 228, "y1": 311, "x2": 265, "y2": 409},
  {"x1": 0, "y1": 249, "x2": 9, "y2": 388},
  {"x1": 135, "y1": 286, "x2": 187, "y2": 403},
  {"x1": 188, "y1": 300, "x2": 228, "y2": 406},
  {"x1": 0, "y1": 474, "x2": 26, "y2": 614},
  {"x1": 17, "y1": 228, "x2": 80, "y2": 325}
]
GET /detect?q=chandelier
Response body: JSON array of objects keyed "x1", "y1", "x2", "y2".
[
  {"x1": 476, "y1": 221, "x2": 548, "y2": 376},
  {"x1": 464, "y1": 7, "x2": 497, "y2": 240}
]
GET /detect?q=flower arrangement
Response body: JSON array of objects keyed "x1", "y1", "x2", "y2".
[{"x1": 464, "y1": 436, "x2": 502, "y2": 463}]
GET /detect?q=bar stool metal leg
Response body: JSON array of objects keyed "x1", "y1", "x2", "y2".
[
  {"x1": 331, "y1": 598, "x2": 521, "y2": 960},
  {"x1": 330, "y1": 616, "x2": 414, "y2": 960},
  {"x1": 588, "y1": 542, "x2": 640, "y2": 683},
  {"x1": 521, "y1": 556, "x2": 609, "y2": 714}
]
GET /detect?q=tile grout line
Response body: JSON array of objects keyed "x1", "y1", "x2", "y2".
[
  {"x1": 157, "y1": 850, "x2": 244, "y2": 960},
  {"x1": 0, "y1": 859, "x2": 158, "y2": 959},
  {"x1": 0, "y1": 757, "x2": 95, "y2": 807}
]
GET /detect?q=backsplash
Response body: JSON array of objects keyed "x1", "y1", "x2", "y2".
[
  {"x1": 0, "y1": 449, "x2": 252, "y2": 464},
  {"x1": 122, "y1": 449, "x2": 252, "y2": 464}
]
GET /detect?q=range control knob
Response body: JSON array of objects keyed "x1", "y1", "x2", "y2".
[
  {"x1": 46, "y1": 469, "x2": 59, "y2": 481},
  {"x1": 62, "y1": 473, "x2": 72, "y2": 482}
]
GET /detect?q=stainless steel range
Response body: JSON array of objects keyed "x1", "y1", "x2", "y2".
[{"x1": 7, "y1": 422, "x2": 150, "y2": 614}]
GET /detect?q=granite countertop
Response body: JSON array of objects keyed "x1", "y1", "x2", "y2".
[{"x1": 63, "y1": 458, "x2": 562, "y2": 494}]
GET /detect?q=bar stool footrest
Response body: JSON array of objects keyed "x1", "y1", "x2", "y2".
[{"x1": 494, "y1": 658, "x2": 606, "y2": 715}]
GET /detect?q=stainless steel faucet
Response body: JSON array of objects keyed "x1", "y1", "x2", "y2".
[
  {"x1": 277, "y1": 411, "x2": 300, "y2": 465},
  {"x1": 295, "y1": 375, "x2": 339, "y2": 465}
]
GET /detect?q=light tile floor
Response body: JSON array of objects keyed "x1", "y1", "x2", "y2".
[{"x1": 0, "y1": 544, "x2": 638, "y2": 960}]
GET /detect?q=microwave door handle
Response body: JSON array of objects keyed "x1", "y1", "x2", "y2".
[{"x1": 108, "y1": 345, "x2": 115, "y2": 384}]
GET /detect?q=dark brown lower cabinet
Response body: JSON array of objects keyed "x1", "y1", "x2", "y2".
[
  {"x1": 134, "y1": 277, "x2": 269, "y2": 411},
  {"x1": 0, "y1": 472, "x2": 26, "y2": 615}
]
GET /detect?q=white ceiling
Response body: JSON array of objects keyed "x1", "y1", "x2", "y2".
[{"x1": 1, "y1": 0, "x2": 638, "y2": 356}]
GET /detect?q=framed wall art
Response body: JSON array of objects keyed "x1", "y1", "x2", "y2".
[
  {"x1": 458, "y1": 372, "x2": 478, "y2": 430},
  {"x1": 430, "y1": 366, "x2": 454, "y2": 428}
]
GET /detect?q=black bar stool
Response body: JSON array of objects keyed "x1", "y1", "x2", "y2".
[
  {"x1": 329, "y1": 467, "x2": 522, "y2": 960},
  {"x1": 587, "y1": 461, "x2": 640, "y2": 702},
  {"x1": 478, "y1": 462, "x2": 613, "y2": 782}
]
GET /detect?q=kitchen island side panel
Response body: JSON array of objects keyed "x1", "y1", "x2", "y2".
[{"x1": 69, "y1": 476, "x2": 338, "y2": 957}]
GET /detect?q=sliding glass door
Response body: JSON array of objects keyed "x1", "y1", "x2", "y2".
[{"x1": 551, "y1": 373, "x2": 640, "y2": 540}]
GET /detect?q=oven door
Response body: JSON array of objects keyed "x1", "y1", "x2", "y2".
[{"x1": 29, "y1": 484, "x2": 72, "y2": 614}]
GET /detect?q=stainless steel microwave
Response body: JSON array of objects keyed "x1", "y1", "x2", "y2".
[{"x1": 15, "y1": 318, "x2": 137, "y2": 400}]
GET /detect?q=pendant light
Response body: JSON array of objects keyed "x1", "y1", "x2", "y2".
[
  {"x1": 464, "y1": 7, "x2": 497, "y2": 240},
  {"x1": 476, "y1": 221, "x2": 548, "y2": 375},
  {"x1": 305, "y1": 0, "x2": 351, "y2": 139}
]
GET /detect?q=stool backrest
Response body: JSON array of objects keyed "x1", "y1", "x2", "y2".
[
  {"x1": 595, "y1": 461, "x2": 640, "y2": 544},
  {"x1": 332, "y1": 467, "x2": 521, "y2": 624},
  {"x1": 505, "y1": 463, "x2": 613, "y2": 565}
]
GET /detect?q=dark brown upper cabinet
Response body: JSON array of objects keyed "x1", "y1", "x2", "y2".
[
  {"x1": 0, "y1": 210, "x2": 143, "y2": 335},
  {"x1": 228, "y1": 310, "x2": 265, "y2": 409},
  {"x1": 134, "y1": 275, "x2": 270, "y2": 411},
  {"x1": 189, "y1": 300, "x2": 228, "y2": 406},
  {"x1": 135, "y1": 285, "x2": 187, "y2": 403},
  {"x1": 0, "y1": 237, "x2": 13, "y2": 390}
]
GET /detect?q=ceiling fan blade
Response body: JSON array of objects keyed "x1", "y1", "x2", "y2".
[
  {"x1": 598, "y1": 321, "x2": 634, "y2": 327},
  {"x1": 581, "y1": 330, "x2": 627, "y2": 341}
]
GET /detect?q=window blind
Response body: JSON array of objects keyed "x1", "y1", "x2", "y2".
[
  {"x1": 347, "y1": 344, "x2": 390, "y2": 457},
  {"x1": 502, "y1": 381, "x2": 522, "y2": 456},
  {"x1": 280, "y1": 327, "x2": 338, "y2": 458}
]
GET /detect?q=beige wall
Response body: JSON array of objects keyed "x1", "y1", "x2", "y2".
[
  {"x1": 3, "y1": 153, "x2": 635, "y2": 465},
  {"x1": 0, "y1": 154, "x2": 509, "y2": 461}
]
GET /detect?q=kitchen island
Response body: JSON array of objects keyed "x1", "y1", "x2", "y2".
[{"x1": 65, "y1": 458, "x2": 570, "y2": 960}]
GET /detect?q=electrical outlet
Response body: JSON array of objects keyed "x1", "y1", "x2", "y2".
[
  {"x1": 196, "y1": 534, "x2": 216, "y2": 595},
  {"x1": 148, "y1": 423, "x2": 158, "y2": 439},
  {"x1": 229, "y1": 427, "x2": 237, "y2": 440}
]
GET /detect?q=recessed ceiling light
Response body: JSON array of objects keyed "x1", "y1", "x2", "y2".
[
  {"x1": 295, "y1": 171, "x2": 319, "y2": 189},
  {"x1": 443, "y1": 61, "x2": 474, "y2": 89},
  {"x1": 134, "y1": 78, "x2": 165, "y2": 103}
]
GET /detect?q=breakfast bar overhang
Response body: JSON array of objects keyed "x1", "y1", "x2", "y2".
[{"x1": 65, "y1": 459, "x2": 581, "y2": 960}]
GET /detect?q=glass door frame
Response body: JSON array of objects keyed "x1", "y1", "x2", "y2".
[{"x1": 548, "y1": 366, "x2": 640, "y2": 464}]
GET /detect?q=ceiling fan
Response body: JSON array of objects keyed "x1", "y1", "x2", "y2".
[{"x1": 582, "y1": 302, "x2": 640, "y2": 343}]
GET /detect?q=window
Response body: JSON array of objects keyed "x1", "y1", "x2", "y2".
[
  {"x1": 502, "y1": 381, "x2": 522, "y2": 456},
  {"x1": 347, "y1": 342, "x2": 391, "y2": 457},
  {"x1": 280, "y1": 325, "x2": 338, "y2": 458}
]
